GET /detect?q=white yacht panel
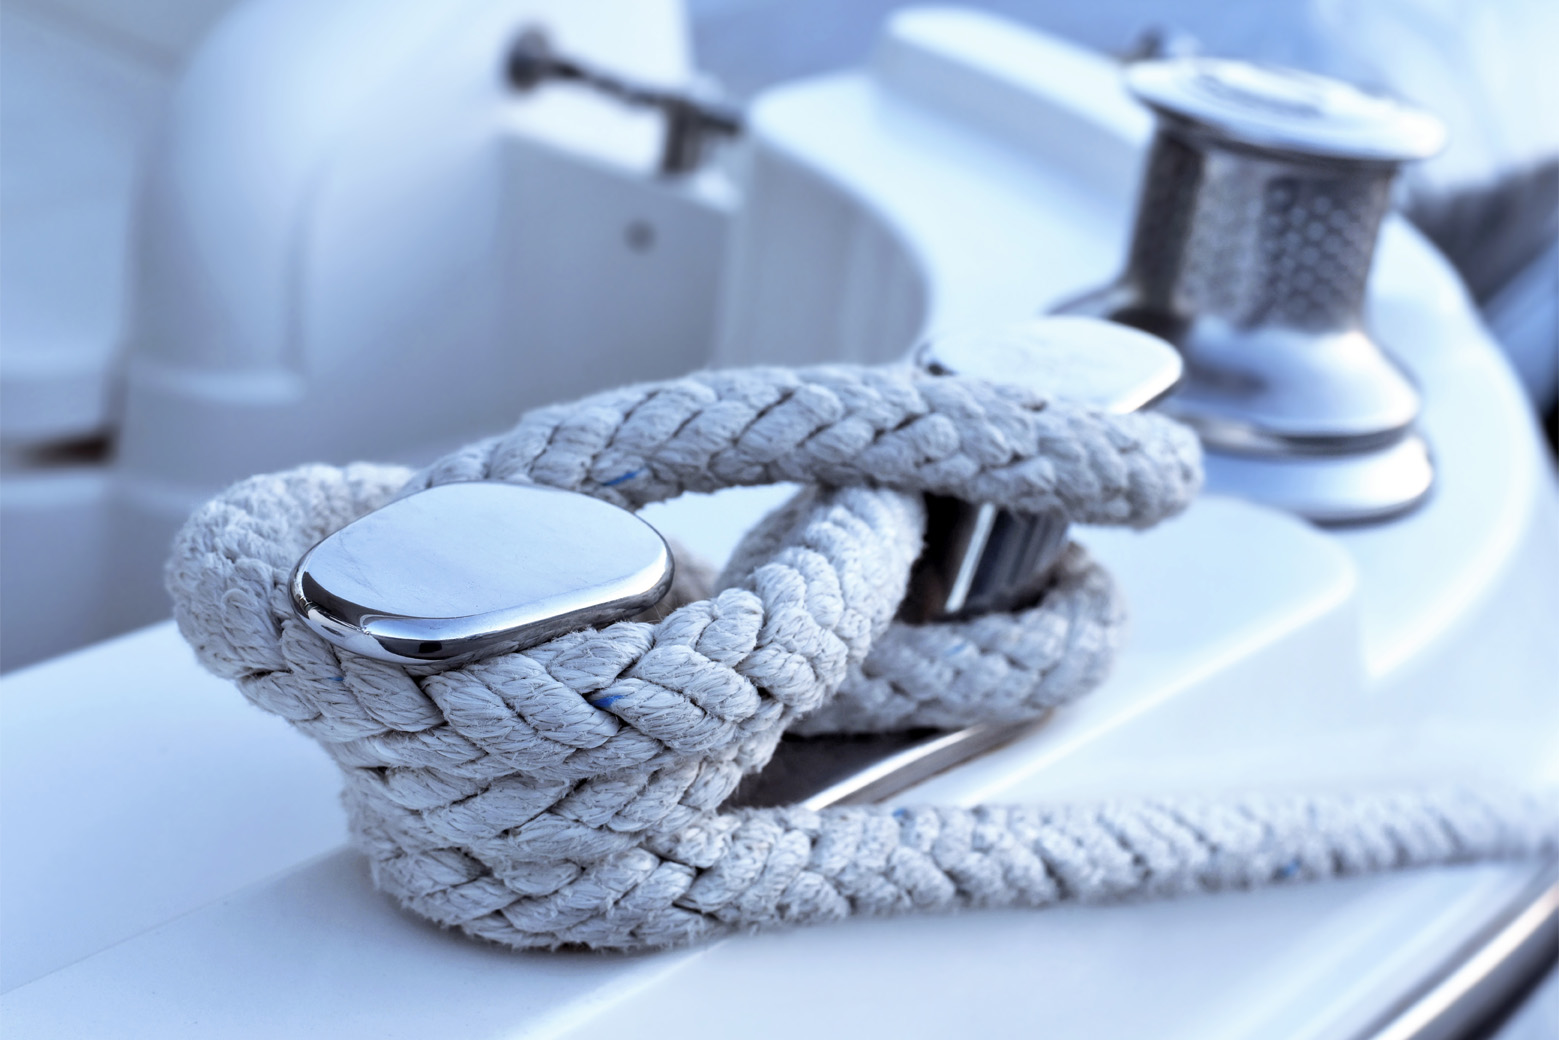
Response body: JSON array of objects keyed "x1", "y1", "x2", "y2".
[{"x1": 0, "y1": 622, "x2": 343, "y2": 992}]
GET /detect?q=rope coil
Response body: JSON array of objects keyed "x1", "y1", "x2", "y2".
[{"x1": 167, "y1": 364, "x2": 1555, "y2": 950}]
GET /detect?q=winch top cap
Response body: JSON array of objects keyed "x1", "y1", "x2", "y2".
[
  {"x1": 1127, "y1": 57, "x2": 1446, "y2": 163},
  {"x1": 291, "y1": 481, "x2": 674, "y2": 664}
]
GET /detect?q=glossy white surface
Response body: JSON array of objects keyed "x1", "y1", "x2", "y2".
[
  {"x1": 2, "y1": 7, "x2": 1555, "y2": 1038},
  {"x1": 0, "y1": 622, "x2": 342, "y2": 992},
  {"x1": 0, "y1": 0, "x2": 729, "y2": 670},
  {"x1": 0, "y1": 4, "x2": 168, "y2": 444}
]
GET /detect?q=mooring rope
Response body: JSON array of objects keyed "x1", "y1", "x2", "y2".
[{"x1": 167, "y1": 364, "x2": 1556, "y2": 950}]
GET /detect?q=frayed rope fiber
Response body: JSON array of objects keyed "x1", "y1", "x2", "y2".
[{"x1": 167, "y1": 364, "x2": 1557, "y2": 950}]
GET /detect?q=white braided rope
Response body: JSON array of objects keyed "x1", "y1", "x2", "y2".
[{"x1": 167, "y1": 365, "x2": 1557, "y2": 951}]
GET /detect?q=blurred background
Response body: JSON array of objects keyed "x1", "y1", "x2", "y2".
[{"x1": 2, "y1": 0, "x2": 1556, "y2": 672}]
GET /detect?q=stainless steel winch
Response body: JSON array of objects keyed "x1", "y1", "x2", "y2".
[{"x1": 1061, "y1": 57, "x2": 1446, "y2": 523}]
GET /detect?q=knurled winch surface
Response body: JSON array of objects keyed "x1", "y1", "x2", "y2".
[{"x1": 1127, "y1": 131, "x2": 1391, "y2": 332}]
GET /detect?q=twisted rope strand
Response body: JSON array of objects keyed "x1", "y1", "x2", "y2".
[
  {"x1": 398, "y1": 366, "x2": 1203, "y2": 526},
  {"x1": 166, "y1": 364, "x2": 1556, "y2": 951}
]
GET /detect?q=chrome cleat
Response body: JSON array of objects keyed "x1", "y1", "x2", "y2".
[
  {"x1": 900, "y1": 316, "x2": 1182, "y2": 621},
  {"x1": 291, "y1": 481, "x2": 673, "y2": 664}
]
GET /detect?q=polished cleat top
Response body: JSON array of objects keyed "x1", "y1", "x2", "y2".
[
  {"x1": 290, "y1": 481, "x2": 673, "y2": 664},
  {"x1": 915, "y1": 317, "x2": 1182, "y2": 415}
]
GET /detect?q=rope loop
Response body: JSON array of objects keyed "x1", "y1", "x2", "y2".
[{"x1": 168, "y1": 364, "x2": 1555, "y2": 950}]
